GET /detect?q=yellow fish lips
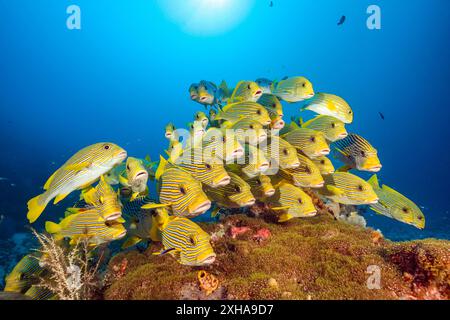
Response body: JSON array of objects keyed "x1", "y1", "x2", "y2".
[
  {"x1": 271, "y1": 118, "x2": 285, "y2": 130},
  {"x1": 263, "y1": 184, "x2": 276, "y2": 197},
  {"x1": 115, "y1": 148, "x2": 128, "y2": 162},
  {"x1": 195, "y1": 250, "x2": 217, "y2": 266},
  {"x1": 188, "y1": 198, "x2": 212, "y2": 215},
  {"x1": 359, "y1": 155, "x2": 382, "y2": 172},
  {"x1": 211, "y1": 173, "x2": 231, "y2": 188}
]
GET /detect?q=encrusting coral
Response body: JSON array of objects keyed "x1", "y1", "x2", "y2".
[{"x1": 102, "y1": 194, "x2": 450, "y2": 300}]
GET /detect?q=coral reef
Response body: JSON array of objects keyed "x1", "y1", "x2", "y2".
[{"x1": 103, "y1": 201, "x2": 450, "y2": 300}]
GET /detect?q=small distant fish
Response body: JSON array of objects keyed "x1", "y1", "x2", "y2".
[
  {"x1": 0, "y1": 214, "x2": 4, "y2": 225},
  {"x1": 269, "y1": 1, "x2": 273, "y2": 7},
  {"x1": 337, "y1": 16, "x2": 346, "y2": 26},
  {"x1": 10, "y1": 183, "x2": 16, "y2": 187},
  {"x1": 379, "y1": 112, "x2": 385, "y2": 120},
  {"x1": 0, "y1": 177, "x2": 8, "y2": 181}
]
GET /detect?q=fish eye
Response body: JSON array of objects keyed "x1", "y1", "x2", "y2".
[
  {"x1": 256, "y1": 179, "x2": 262, "y2": 186},
  {"x1": 298, "y1": 198, "x2": 303, "y2": 204},
  {"x1": 305, "y1": 166, "x2": 311, "y2": 174},
  {"x1": 249, "y1": 124, "x2": 254, "y2": 129},
  {"x1": 222, "y1": 136, "x2": 226, "y2": 143},
  {"x1": 191, "y1": 125, "x2": 194, "y2": 129},
  {"x1": 360, "y1": 150, "x2": 366, "y2": 157},
  {"x1": 247, "y1": 84, "x2": 251, "y2": 90},
  {"x1": 310, "y1": 136, "x2": 316, "y2": 143},
  {"x1": 271, "y1": 103, "x2": 276, "y2": 108},
  {"x1": 302, "y1": 83, "x2": 306, "y2": 88},
  {"x1": 320, "y1": 160, "x2": 325, "y2": 165},
  {"x1": 234, "y1": 185, "x2": 241, "y2": 193},
  {"x1": 402, "y1": 207, "x2": 409, "y2": 213},
  {"x1": 256, "y1": 109, "x2": 262, "y2": 115},
  {"x1": 418, "y1": 216, "x2": 423, "y2": 220},
  {"x1": 358, "y1": 185, "x2": 364, "y2": 191},
  {"x1": 283, "y1": 148, "x2": 288, "y2": 156},
  {"x1": 331, "y1": 123, "x2": 336, "y2": 128},
  {"x1": 179, "y1": 186, "x2": 186, "y2": 195},
  {"x1": 104, "y1": 145, "x2": 110, "y2": 150},
  {"x1": 348, "y1": 110, "x2": 352, "y2": 114},
  {"x1": 205, "y1": 163, "x2": 212, "y2": 170},
  {"x1": 189, "y1": 235, "x2": 196, "y2": 245}
]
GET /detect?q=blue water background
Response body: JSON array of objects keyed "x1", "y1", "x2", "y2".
[{"x1": 0, "y1": 0, "x2": 449, "y2": 243}]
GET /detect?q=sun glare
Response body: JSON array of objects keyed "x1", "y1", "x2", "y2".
[{"x1": 158, "y1": 0, "x2": 255, "y2": 36}]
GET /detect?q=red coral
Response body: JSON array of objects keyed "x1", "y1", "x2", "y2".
[
  {"x1": 253, "y1": 228, "x2": 271, "y2": 243},
  {"x1": 229, "y1": 226, "x2": 251, "y2": 239}
]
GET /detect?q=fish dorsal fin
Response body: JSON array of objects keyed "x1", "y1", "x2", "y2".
[
  {"x1": 381, "y1": 184, "x2": 403, "y2": 197},
  {"x1": 44, "y1": 170, "x2": 58, "y2": 190},
  {"x1": 155, "y1": 156, "x2": 168, "y2": 180},
  {"x1": 230, "y1": 81, "x2": 245, "y2": 101},
  {"x1": 367, "y1": 174, "x2": 380, "y2": 189}
]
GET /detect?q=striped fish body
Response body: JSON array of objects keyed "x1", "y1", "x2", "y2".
[
  {"x1": 45, "y1": 209, "x2": 126, "y2": 246},
  {"x1": 271, "y1": 77, "x2": 314, "y2": 103},
  {"x1": 267, "y1": 180, "x2": 317, "y2": 222},
  {"x1": 282, "y1": 128, "x2": 330, "y2": 159},
  {"x1": 247, "y1": 174, "x2": 276, "y2": 200},
  {"x1": 205, "y1": 172, "x2": 255, "y2": 208},
  {"x1": 177, "y1": 148, "x2": 230, "y2": 188},
  {"x1": 331, "y1": 134, "x2": 382, "y2": 172},
  {"x1": 158, "y1": 165, "x2": 211, "y2": 217},
  {"x1": 368, "y1": 175, "x2": 425, "y2": 229},
  {"x1": 83, "y1": 176, "x2": 122, "y2": 221},
  {"x1": 319, "y1": 172, "x2": 379, "y2": 205},
  {"x1": 4, "y1": 254, "x2": 45, "y2": 293},
  {"x1": 302, "y1": 93, "x2": 353, "y2": 124},
  {"x1": 312, "y1": 156, "x2": 335, "y2": 175},
  {"x1": 230, "y1": 119, "x2": 267, "y2": 145},
  {"x1": 123, "y1": 157, "x2": 149, "y2": 195},
  {"x1": 260, "y1": 136, "x2": 300, "y2": 173},
  {"x1": 27, "y1": 143, "x2": 127, "y2": 223},
  {"x1": 279, "y1": 153, "x2": 324, "y2": 188},
  {"x1": 257, "y1": 93, "x2": 284, "y2": 118},
  {"x1": 161, "y1": 217, "x2": 216, "y2": 266},
  {"x1": 302, "y1": 115, "x2": 348, "y2": 142},
  {"x1": 229, "y1": 81, "x2": 263, "y2": 103},
  {"x1": 24, "y1": 285, "x2": 57, "y2": 300},
  {"x1": 201, "y1": 128, "x2": 244, "y2": 163},
  {"x1": 236, "y1": 145, "x2": 270, "y2": 178},
  {"x1": 215, "y1": 101, "x2": 271, "y2": 126}
]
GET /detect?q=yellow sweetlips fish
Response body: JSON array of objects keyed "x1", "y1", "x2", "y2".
[
  {"x1": 122, "y1": 202, "x2": 171, "y2": 249},
  {"x1": 261, "y1": 135, "x2": 300, "y2": 172},
  {"x1": 214, "y1": 101, "x2": 271, "y2": 126},
  {"x1": 175, "y1": 147, "x2": 231, "y2": 188},
  {"x1": 267, "y1": 180, "x2": 317, "y2": 222},
  {"x1": 27, "y1": 142, "x2": 127, "y2": 223},
  {"x1": 255, "y1": 78, "x2": 274, "y2": 94},
  {"x1": 367, "y1": 175, "x2": 425, "y2": 229},
  {"x1": 246, "y1": 174, "x2": 276, "y2": 200},
  {"x1": 201, "y1": 128, "x2": 244, "y2": 163},
  {"x1": 301, "y1": 115, "x2": 348, "y2": 142},
  {"x1": 81, "y1": 175, "x2": 123, "y2": 221},
  {"x1": 188, "y1": 120, "x2": 206, "y2": 139},
  {"x1": 258, "y1": 93, "x2": 284, "y2": 118},
  {"x1": 197, "y1": 80, "x2": 217, "y2": 106},
  {"x1": 319, "y1": 172, "x2": 379, "y2": 205},
  {"x1": 104, "y1": 164, "x2": 126, "y2": 185},
  {"x1": 279, "y1": 153, "x2": 324, "y2": 188},
  {"x1": 238, "y1": 144, "x2": 270, "y2": 178},
  {"x1": 155, "y1": 216, "x2": 216, "y2": 267},
  {"x1": 205, "y1": 172, "x2": 255, "y2": 209},
  {"x1": 165, "y1": 122, "x2": 176, "y2": 140},
  {"x1": 194, "y1": 111, "x2": 209, "y2": 128},
  {"x1": 271, "y1": 76, "x2": 315, "y2": 103},
  {"x1": 332, "y1": 133, "x2": 382, "y2": 172},
  {"x1": 228, "y1": 81, "x2": 263, "y2": 103},
  {"x1": 4, "y1": 254, "x2": 45, "y2": 293},
  {"x1": 45, "y1": 209, "x2": 127, "y2": 246},
  {"x1": 302, "y1": 93, "x2": 353, "y2": 124},
  {"x1": 119, "y1": 157, "x2": 149, "y2": 201},
  {"x1": 230, "y1": 119, "x2": 268, "y2": 145},
  {"x1": 282, "y1": 126, "x2": 330, "y2": 159},
  {"x1": 155, "y1": 156, "x2": 212, "y2": 217},
  {"x1": 312, "y1": 156, "x2": 335, "y2": 175},
  {"x1": 189, "y1": 83, "x2": 200, "y2": 102}
]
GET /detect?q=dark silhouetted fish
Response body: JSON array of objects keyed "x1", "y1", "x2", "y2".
[
  {"x1": 337, "y1": 16, "x2": 346, "y2": 26},
  {"x1": 379, "y1": 112, "x2": 385, "y2": 120},
  {"x1": 269, "y1": 1, "x2": 273, "y2": 7}
]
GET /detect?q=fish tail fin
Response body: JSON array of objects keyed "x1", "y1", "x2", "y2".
[
  {"x1": 45, "y1": 221, "x2": 61, "y2": 234},
  {"x1": 27, "y1": 195, "x2": 47, "y2": 224},
  {"x1": 278, "y1": 213, "x2": 293, "y2": 223},
  {"x1": 367, "y1": 174, "x2": 380, "y2": 189},
  {"x1": 219, "y1": 80, "x2": 230, "y2": 97}
]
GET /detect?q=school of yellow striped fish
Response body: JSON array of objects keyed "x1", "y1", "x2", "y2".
[{"x1": 5, "y1": 76, "x2": 426, "y2": 299}]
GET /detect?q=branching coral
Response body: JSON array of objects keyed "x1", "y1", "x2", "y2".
[{"x1": 31, "y1": 229, "x2": 103, "y2": 300}]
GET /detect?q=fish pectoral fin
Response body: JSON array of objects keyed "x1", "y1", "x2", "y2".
[
  {"x1": 367, "y1": 174, "x2": 380, "y2": 189},
  {"x1": 130, "y1": 192, "x2": 140, "y2": 202},
  {"x1": 119, "y1": 175, "x2": 130, "y2": 187},
  {"x1": 45, "y1": 221, "x2": 61, "y2": 234},
  {"x1": 142, "y1": 203, "x2": 169, "y2": 210},
  {"x1": 53, "y1": 193, "x2": 70, "y2": 205},
  {"x1": 336, "y1": 165, "x2": 351, "y2": 173},
  {"x1": 153, "y1": 248, "x2": 176, "y2": 256},
  {"x1": 326, "y1": 185, "x2": 345, "y2": 196},
  {"x1": 64, "y1": 162, "x2": 91, "y2": 172},
  {"x1": 81, "y1": 187, "x2": 97, "y2": 204},
  {"x1": 271, "y1": 206, "x2": 291, "y2": 211},
  {"x1": 122, "y1": 236, "x2": 142, "y2": 249},
  {"x1": 278, "y1": 213, "x2": 294, "y2": 223}
]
